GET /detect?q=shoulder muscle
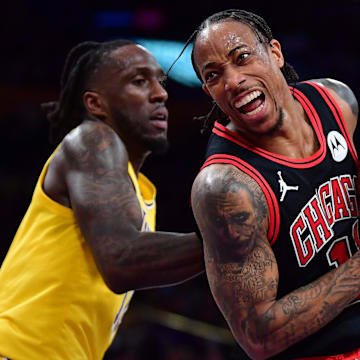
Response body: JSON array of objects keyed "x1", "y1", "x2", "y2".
[
  {"x1": 191, "y1": 163, "x2": 269, "y2": 259},
  {"x1": 310, "y1": 78, "x2": 358, "y2": 136},
  {"x1": 310, "y1": 78, "x2": 358, "y2": 116},
  {"x1": 61, "y1": 120, "x2": 129, "y2": 173}
]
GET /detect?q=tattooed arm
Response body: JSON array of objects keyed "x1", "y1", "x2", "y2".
[
  {"x1": 191, "y1": 163, "x2": 360, "y2": 359},
  {"x1": 44, "y1": 120, "x2": 203, "y2": 293}
]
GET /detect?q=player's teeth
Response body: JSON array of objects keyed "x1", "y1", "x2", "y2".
[{"x1": 234, "y1": 90, "x2": 261, "y2": 109}]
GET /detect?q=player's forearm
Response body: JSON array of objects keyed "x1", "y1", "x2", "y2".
[
  {"x1": 103, "y1": 231, "x2": 204, "y2": 293},
  {"x1": 235, "y1": 251, "x2": 360, "y2": 359}
]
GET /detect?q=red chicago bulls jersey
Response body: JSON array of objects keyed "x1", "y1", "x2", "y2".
[{"x1": 202, "y1": 81, "x2": 360, "y2": 358}]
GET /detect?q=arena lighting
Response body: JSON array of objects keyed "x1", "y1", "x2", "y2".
[
  {"x1": 135, "y1": 39, "x2": 202, "y2": 88},
  {"x1": 95, "y1": 11, "x2": 132, "y2": 28},
  {"x1": 94, "y1": 9, "x2": 165, "y2": 31}
]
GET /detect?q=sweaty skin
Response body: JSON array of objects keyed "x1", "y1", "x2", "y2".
[
  {"x1": 192, "y1": 20, "x2": 360, "y2": 359},
  {"x1": 193, "y1": 21, "x2": 320, "y2": 159}
]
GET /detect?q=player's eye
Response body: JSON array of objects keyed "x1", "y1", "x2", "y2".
[
  {"x1": 132, "y1": 77, "x2": 147, "y2": 86},
  {"x1": 205, "y1": 71, "x2": 218, "y2": 83},
  {"x1": 236, "y1": 52, "x2": 250, "y2": 65}
]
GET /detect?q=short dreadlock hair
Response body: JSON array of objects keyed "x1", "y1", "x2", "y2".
[
  {"x1": 167, "y1": 9, "x2": 299, "y2": 133},
  {"x1": 41, "y1": 39, "x2": 136, "y2": 144}
]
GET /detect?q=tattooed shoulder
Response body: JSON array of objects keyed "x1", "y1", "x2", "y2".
[
  {"x1": 192, "y1": 163, "x2": 269, "y2": 259},
  {"x1": 62, "y1": 120, "x2": 128, "y2": 172}
]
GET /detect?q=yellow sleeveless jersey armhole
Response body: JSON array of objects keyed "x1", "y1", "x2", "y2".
[{"x1": 32, "y1": 144, "x2": 74, "y2": 218}]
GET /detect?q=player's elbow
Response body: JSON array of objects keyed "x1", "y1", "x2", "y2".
[
  {"x1": 243, "y1": 347, "x2": 271, "y2": 360},
  {"x1": 103, "y1": 276, "x2": 130, "y2": 294},
  {"x1": 235, "y1": 340, "x2": 274, "y2": 360},
  {"x1": 229, "y1": 321, "x2": 278, "y2": 360},
  {"x1": 101, "y1": 265, "x2": 160, "y2": 294},
  {"x1": 99, "y1": 266, "x2": 135, "y2": 294}
]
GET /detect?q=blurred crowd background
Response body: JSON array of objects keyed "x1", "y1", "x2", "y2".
[{"x1": 1, "y1": 0, "x2": 360, "y2": 359}]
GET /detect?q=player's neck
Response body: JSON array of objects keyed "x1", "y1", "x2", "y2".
[
  {"x1": 269, "y1": 97, "x2": 319, "y2": 159},
  {"x1": 233, "y1": 98, "x2": 319, "y2": 159},
  {"x1": 127, "y1": 147, "x2": 150, "y2": 175}
]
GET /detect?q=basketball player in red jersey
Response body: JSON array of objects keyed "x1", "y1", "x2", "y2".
[{"x1": 189, "y1": 9, "x2": 360, "y2": 360}]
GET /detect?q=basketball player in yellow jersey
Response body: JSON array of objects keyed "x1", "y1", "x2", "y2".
[{"x1": 0, "y1": 40, "x2": 204, "y2": 359}]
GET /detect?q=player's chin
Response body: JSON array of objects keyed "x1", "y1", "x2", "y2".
[{"x1": 145, "y1": 135, "x2": 169, "y2": 154}]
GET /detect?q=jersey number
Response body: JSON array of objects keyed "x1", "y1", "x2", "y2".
[
  {"x1": 326, "y1": 236, "x2": 352, "y2": 268},
  {"x1": 326, "y1": 220, "x2": 360, "y2": 268}
]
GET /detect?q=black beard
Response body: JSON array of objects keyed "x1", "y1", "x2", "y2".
[
  {"x1": 110, "y1": 108, "x2": 169, "y2": 154},
  {"x1": 142, "y1": 134, "x2": 169, "y2": 155},
  {"x1": 266, "y1": 107, "x2": 284, "y2": 136}
]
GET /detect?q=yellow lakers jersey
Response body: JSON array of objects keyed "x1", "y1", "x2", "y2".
[{"x1": 0, "y1": 147, "x2": 156, "y2": 359}]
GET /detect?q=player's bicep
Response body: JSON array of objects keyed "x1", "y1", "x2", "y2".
[
  {"x1": 192, "y1": 164, "x2": 269, "y2": 257},
  {"x1": 192, "y1": 164, "x2": 279, "y2": 342},
  {"x1": 68, "y1": 159, "x2": 141, "y2": 241},
  {"x1": 63, "y1": 124, "x2": 142, "y2": 281}
]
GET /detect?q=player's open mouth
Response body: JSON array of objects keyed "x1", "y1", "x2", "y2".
[
  {"x1": 151, "y1": 114, "x2": 166, "y2": 120},
  {"x1": 234, "y1": 90, "x2": 265, "y2": 116}
]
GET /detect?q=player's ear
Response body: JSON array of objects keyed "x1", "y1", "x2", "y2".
[
  {"x1": 269, "y1": 39, "x2": 284, "y2": 68},
  {"x1": 83, "y1": 91, "x2": 108, "y2": 118}
]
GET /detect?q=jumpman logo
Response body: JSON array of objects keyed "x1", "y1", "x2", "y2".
[{"x1": 277, "y1": 171, "x2": 299, "y2": 202}]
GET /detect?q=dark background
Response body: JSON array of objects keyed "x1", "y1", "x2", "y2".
[{"x1": 1, "y1": 1, "x2": 360, "y2": 359}]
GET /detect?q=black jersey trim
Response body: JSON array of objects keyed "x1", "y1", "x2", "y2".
[
  {"x1": 201, "y1": 154, "x2": 280, "y2": 245},
  {"x1": 212, "y1": 84, "x2": 327, "y2": 168},
  {"x1": 303, "y1": 81, "x2": 359, "y2": 166}
]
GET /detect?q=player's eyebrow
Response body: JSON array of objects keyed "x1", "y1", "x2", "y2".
[{"x1": 201, "y1": 44, "x2": 247, "y2": 75}]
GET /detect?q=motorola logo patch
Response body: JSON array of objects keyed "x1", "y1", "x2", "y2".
[{"x1": 327, "y1": 131, "x2": 348, "y2": 162}]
